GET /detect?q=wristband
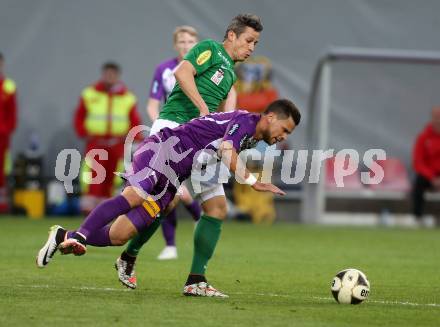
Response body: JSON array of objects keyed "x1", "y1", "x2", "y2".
[{"x1": 243, "y1": 173, "x2": 257, "y2": 186}]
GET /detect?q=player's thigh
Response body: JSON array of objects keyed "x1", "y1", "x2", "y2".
[
  {"x1": 201, "y1": 195, "x2": 227, "y2": 220},
  {"x1": 121, "y1": 186, "x2": 146, "y2": 207},
  {"x1": 109, "y1": 214, "x2": 138, "y2": 245},
  {"x1": 198, "y1": 182, "x2": 227, "y2": 219}
]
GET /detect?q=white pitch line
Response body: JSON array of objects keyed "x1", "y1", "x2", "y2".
[
  {"x1": 312, "y1": 296, "x2": 440, "y2": 308},
  {"x1": 15, "y1": 285, "x2": 440, "y2": 307},
  {"x1": 233, "y1": 292, "x2": 440, "y2": 308},
  {"x1": 232, "y1": 292, "x2": 292, "y2": 298},
  {"x1": 16, "y1": 284, "x2": 131, "y2": 292}
]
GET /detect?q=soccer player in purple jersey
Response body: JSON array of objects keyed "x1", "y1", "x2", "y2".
[
  {"x1": 144, "y1": 26, "x2": 203, "y2": 261},
  {"x1": 146, "y1": 26, "x2": 198, "y2": 121},
  {"x1": 36, "y1": 99, "x2": 301, "y2": 297}
]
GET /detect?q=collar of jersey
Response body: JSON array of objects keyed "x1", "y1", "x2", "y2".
[{"x1": 219, "y1": 43, "x2": 234, "y2": 65}]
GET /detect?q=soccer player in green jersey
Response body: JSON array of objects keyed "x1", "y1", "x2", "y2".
[
  {"x1": 146, "y1": 26, "x2": 201, "y2": 261},
  {"x1": 115, "y1": 14, "x2": 263, "y2": 297}
]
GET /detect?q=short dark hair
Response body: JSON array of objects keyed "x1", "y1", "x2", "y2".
[
  {"x1": 224, "y1": 14, "x2": 263, "y2": 40},
  {"x1": 264, "y1": 99, "x2": 301, "y2": 126},
  {"x1": 102, "y1": 61, "x2": 121, "y2": 73}
]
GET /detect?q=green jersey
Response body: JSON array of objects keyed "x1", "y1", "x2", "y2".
[{"x1": 159, "y1": 39, "x2": 237, "y2": 124}]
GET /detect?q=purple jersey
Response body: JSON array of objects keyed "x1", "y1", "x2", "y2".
[
  {"x1": 158, "y1": 110, "x2": 260, "y2": 179},
  {"x1": 149, "y1": 57, "x2": 179, "y2": 102},
  {"x1": 126, "y1": 111, "x2": 260, "y2": 209}
]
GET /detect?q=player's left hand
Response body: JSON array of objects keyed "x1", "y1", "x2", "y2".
[{"x1": 252, "y1": 182, "x2": 286, "y2": 195}]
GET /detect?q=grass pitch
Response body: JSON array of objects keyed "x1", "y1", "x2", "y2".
[{"x1": 0, "y1": 216, "x2": 439, "y2": 326}]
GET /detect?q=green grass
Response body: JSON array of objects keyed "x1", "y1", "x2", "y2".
[{"x1": 0, "y1": 216, "x2": 439, "y2": 327}]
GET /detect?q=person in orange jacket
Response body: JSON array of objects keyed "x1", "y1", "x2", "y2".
[
  {"x1": 412, "y1": 106, "x2": 440, "y2": 224},
  {"x1": 74, "y1": 62, "x2": 141, "y2": 214},
  {"x1": 0, "y1": 52, "x2": 18, "y2": 213}
]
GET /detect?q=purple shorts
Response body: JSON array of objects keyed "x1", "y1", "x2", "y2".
[{"x1": 124, "y1": 143, "x2": 177, "y2": 232}]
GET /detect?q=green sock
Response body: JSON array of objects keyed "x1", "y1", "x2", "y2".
[
  {"x1": 190, "y1": 215, "x2": 223, "y2": 275},
  {"x1": 125, "y1": 216, "x2": 162, "y2": 256}
]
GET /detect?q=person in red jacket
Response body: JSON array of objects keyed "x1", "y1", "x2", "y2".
[
  {"x1": 0, "y1": 52, "x2": 18, "y2": 213},
  {"x1": 412, "y1": 106, "x2": 440, "y2": 223},
  {"x1": 74, "y1": 62, "x2": 141, "y2": 214}
]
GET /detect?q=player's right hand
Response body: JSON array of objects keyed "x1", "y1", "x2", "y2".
[{"x1": 252, "y1": 182, "x2": 286, "y2": 196}]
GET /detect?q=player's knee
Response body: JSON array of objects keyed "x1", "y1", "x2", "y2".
[
  {"x1": 216, "y1": 208, "x2": 227, "y2": 220},
  {"x1": 110, "y1": 230, "x2": 134, "y2": 246},
  {"x1": 109, "y1": 216, "x2": 137, "y2": 246},
  {"x1": 204, "y1": 204, "x2": 227, "y2": 220},
  {"x1": 111, "y1": 236, "x2": 128, "y2": 246},
  {"x1": 201, "y1": 195, "x2": 228, "y2": 220},
  {"x1": 122, "y1": 186, "x2": 144, "y2": 207}
]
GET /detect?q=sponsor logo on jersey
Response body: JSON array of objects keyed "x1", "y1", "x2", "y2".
[
  {"x1": 210, "y1": 69, "x2": 225, "y2": 86},
  {"x1": 228, "y1": 123, "x2": 240, "y2": 135},
  {"x1": 196, "y1": 50, "x2": 212, "y2": 65},
  {"x1": 228, "y1": 124, "x2": 240, "y2": 135}
]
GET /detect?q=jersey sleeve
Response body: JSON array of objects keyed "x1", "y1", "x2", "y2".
[
  {"x1": 148, "y1": 65, "x2": 165, "y2": 101},
  {"x1": 222, "y1": 114, "x2": 257, "y2": 151},
  {"x1": 184, "y1": 39, "x2": 217, "y2": 75}
]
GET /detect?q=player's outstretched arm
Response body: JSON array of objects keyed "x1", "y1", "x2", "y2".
[
  {"x1": 251, "y1": 181, "x2": 285, "y2": 195},
  {"x1": 174, "y1": 61, "x2": 209, "y2": 116},
  {"x1": 217, "y1": 86, "x2": 237, "y2": 112},
  {"x1": 219, "y1": 140, "x2": 285, "y2": 196}
]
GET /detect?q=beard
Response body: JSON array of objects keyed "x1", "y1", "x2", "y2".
[{"x1": 262, "y1": 130, "x2": 274, "y2": 144}]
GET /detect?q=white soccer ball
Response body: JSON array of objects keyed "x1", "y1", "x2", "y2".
[{"x1": 331, "y1": 268, "x2": 370, "y2": 304}]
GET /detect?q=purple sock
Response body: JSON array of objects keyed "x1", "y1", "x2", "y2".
[
  {"x1": 184, "y1": 200, "x2": 201, "y2": 221},
  {"x1": 84, "y1": 225, "x2": 112, "y2": 247},
  {"x1": 161, "y1": 208, "x2": 177, "y2": 246},
  {"x1": 66, "y1": 226, "x2": 111, "y2": 246},
  {"x1": 77, "y1": 195, "x2": 131, "y2": 239}
]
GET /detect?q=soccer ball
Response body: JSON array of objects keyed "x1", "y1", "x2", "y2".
[{"x1": 331, "y1": 268, "x2": 370, "y2": 304}]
